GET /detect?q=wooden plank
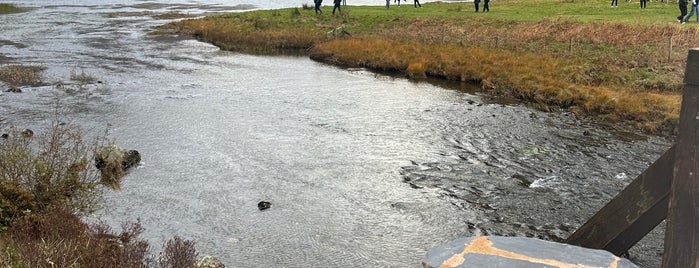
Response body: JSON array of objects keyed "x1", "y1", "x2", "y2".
[
  {"x1": 564, "y1": 145, "x2": 674, "y2": 255},
  {"x1": 662, "y1": 48, "x2": 699, "y2": 268}
]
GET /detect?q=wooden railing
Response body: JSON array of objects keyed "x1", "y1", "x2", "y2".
[{"x1": 564, "y1": 49, "x2": 699, "y2": 268}]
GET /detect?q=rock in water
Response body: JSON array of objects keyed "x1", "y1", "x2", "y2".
[
  {"x1": 94, "y1": 145, "x2": 141, "y2": 189},
  {"x1": 195, "y1": 255, "x2": 225, "y2": 268},
  {"x1": 258, "y1": 201, "x2": 271, "y2": 210}
]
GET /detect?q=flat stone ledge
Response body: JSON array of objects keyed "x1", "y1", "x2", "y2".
[{"x1": 423, "y1": 236, "x2": 638, "y2": 268}]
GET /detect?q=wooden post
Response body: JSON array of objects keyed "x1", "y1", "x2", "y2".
[
  {"x1": 564, "y1": 146, "x2": 674, "y2": 255},
  {"x1": 668, "y1": 37, "x2": 673, "y2": 64},
  {"x1": 662, "y1": 48, "x2": 699, "y2": 268}
]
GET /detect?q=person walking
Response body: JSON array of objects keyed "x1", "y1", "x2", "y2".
[
  {"x1": 685, "y1": 0, "x2": 698, "y2": 22},
  {"x1": 640, "y1": 0, "x2": 647, "y2": 8},
  {"x1": 679, "y1": 0, "x2": 689, "y2": 23},
  {"x1": 414, "y1": 0, "x2": 421, "y2": 8},
  {"x1": 483, "y1": 0, "x2": 490, "y2": 12},
  {"x1": 394, "y1": 0, "x2": 400, "y2": 6},
  {"x1": 333, "y1": 0, "x2": 341, "y2": 14},
  {"x1": 474, "y1": 0, "x2": 481, "y2": 12},
  {"x1": 386, "y1": 0, "x2": 390, "y2": 9},
  {"x1": 314, "y1": 0, "x2": 323, "y2": 14},
  {"x1": 611, "y1": 0, "x2": 618, "y2": 7}
]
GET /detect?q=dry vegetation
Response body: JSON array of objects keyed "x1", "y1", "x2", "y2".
[
  {"x1": 159, "y1": 0, "x2": 699, "y2": 135},
  {"x1": 0, "y1": 65, "x2": 45, "y2": 87},
  {"x1": 0, "y1": 124, "x2": 200, "y2": 267}
]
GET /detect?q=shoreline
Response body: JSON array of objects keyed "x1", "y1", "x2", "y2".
[{"x1": 157, "y1": 1, "x2": 694, "y2": 136}]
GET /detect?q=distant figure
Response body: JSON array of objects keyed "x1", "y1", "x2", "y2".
[
  {"x1": 386, "y1": 0, "x2": 390, "y2": 9},
  {"x1": 414, "y1": 0, "x2": 421, "y2": 8},
  {"x1": 343, "y1": 0, "x2": 346, "y2": 5},
  {"x1": 333, "y1": 0, "x2": 341, "y2": 14},
  {"x1": 394, "y1": 0, "x2": 400, "y2": 6},
  {"x1": 679, "y1": 0, "x2": 689, "y2": 23},
  {"x1": 611, "y1": 0, "x2": 618, "y2": 7},
  {"x1": 483, "y1": 0, "x2": 490, "y2": 12},
  {"x1": 640, "y1": 0, "x2": 647, "y2": 8},
  {"x1": 685, "y1": 0, "x2": 698, "y2": 22},
  {"x1": 474, "y1": 0, "x2": 481, "y2": 12},
  {"x1": 314, "y1": 0, "x2": 323, "y2": 14}
]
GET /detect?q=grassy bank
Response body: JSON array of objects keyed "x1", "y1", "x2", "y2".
[
  {"x1": 0, "y1": 4, "x2": 23, "y2": 14},
  {"x1": 159, "y1": 0, "x2": 699, "y2": 135}
]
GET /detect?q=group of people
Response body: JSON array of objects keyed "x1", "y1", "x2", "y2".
[
  {"x1": 474, "y1": 0, "x2": 490, "y2": 12},
  {"x1": 679, "y1": 0, "x2": 699, "y2": 23},
  {"x1": 610, "y1": 0, "x2": 647, "y2": 8},
  {"x1": 385, "y1": 0, "x2": 421, "y2": 9},
  {"x1": 315, "y1": 0, "x2": 491, "y2": 14},
  {"x1": 314, "y1": 0, "x2": 343, "y2": 15}
]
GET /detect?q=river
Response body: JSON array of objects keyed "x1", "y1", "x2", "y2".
[{"x1": 0, "y1": 1, "x2": 671, "y2": 267}]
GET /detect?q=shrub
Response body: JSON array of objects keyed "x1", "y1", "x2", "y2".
[
  {"x1": 0, "y1": 122, "x2": 104, "y2": 220},
  {"x1": 1, "y1": 210, "x2": 153, "y2": 268},
  {"x1": 158, "y1": 236, "x2": 198, "y2": 268}
]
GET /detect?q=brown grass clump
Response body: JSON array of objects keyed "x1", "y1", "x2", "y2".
[
  {"x1": 1, "y1": 209, "x2": 153, "y2": 268},
  {"x1": 0, "y1": 65, "x2": 45, "y2": 87}
]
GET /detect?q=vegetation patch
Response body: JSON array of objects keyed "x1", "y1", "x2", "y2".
[
  {"x1": 0, "y1": 65, "x2": 45, "y2": 87},
  {"x1": 0, "y1": 121, "x2": 210, "y2": 267},
  {"x1": 0, "y1": 4, "x2": 23, "y2": 14},
  {"x1": 159, "y1": 0, "x2": 693, "y2": 134}
]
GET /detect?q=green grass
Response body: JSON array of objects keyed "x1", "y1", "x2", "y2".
[{"x1": 0, "y1": 4, "x2": 23, "y2": 14}]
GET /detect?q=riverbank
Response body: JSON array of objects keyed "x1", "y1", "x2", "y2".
[{"x1": 157, "y1": 0, "x2": 699, "y2": 136}]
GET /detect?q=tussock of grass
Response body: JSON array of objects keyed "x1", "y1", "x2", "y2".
[
  {"x1": 161, "y1": 1, "x2": 691, "y2": 134},
  {"x1": 0, "y1": 65, "x2": 45, "y2": 87},
  {"x1": 0, "y1": 4, "x2": 22, "y2": 14}
]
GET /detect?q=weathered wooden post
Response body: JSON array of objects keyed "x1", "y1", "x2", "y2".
[{"x1": 662, "y1": 48, "x2": 699, "y2": 268}]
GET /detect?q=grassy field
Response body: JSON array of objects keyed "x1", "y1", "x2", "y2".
[{"x1": 159, "y1": 0, "x2": 699, "y2": 135}]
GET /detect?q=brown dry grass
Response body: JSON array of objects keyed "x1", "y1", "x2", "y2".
[{"x1": 0, "y1": 65, "x2": 45, "y2": 87}]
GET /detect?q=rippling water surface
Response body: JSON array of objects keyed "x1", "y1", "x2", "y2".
[{"x1": 0, "y1": 1, "x2": 670, "y2": 267}]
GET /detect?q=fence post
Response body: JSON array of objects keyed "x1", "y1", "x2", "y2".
[{"x1": 662, "y1": 48, "x2": 699, "y2": 268}]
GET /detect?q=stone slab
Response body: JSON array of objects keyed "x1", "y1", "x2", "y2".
[{"x1": 423, "y1": 236, "x2": 638, "y2": 268}]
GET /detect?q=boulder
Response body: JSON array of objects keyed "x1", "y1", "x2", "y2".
[
  {"x1": 195, "y1": 256, "x2": 225, "y2": 268},
  {"x1": 257, "y1": 201, "x2": 272, "y2": 210},
  {"x1": 94, "y1": 145, "x2": 141, "y2": 189},
  {"x1": 423, "y1": 236, "x2": 638, "y2": 268}
]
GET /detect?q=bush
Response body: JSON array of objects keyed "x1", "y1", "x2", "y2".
[
  {"x1": 1, "y1": 209, "x2": 153, "y2": 268},
  {"x1": 0, "y1": 122, "x2": 104, "y2": 228},
  {"x1": 158, "y1": 236, "x2": 198, "y2": 268}
]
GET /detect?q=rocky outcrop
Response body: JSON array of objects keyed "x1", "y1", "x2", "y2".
[
  {"x1": 94, "y1": 145, "x2": 141, "y2": 189},
  {"x1": 195, "y1": 256, "x2": 225, "y2": 268},
  {"x1": 423, "y1": 236, "x2": 638, "y2": 268}
]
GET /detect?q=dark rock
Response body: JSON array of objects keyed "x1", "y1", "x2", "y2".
[
  {"x1": 94, "y1": 145, "x2": 141, "y2": 189},
  {"x1": 1, "y1": 133, "x2": 8, "y2": 139},
  {"x1": 5, "y1": 86, "x2": 21, "y2": 93},
  {"x1": 512, "y1": 174, "x2": 532, "y2": 187},
  {"x1": 122, "y1": 150, "x2": 141, "y2": 169},
  {"x1": 258, "y1": 201, "x2": 271, "y2": 210},
  {"x1": 20, "y1": 129, "x2": 33, "y2": 138}
]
